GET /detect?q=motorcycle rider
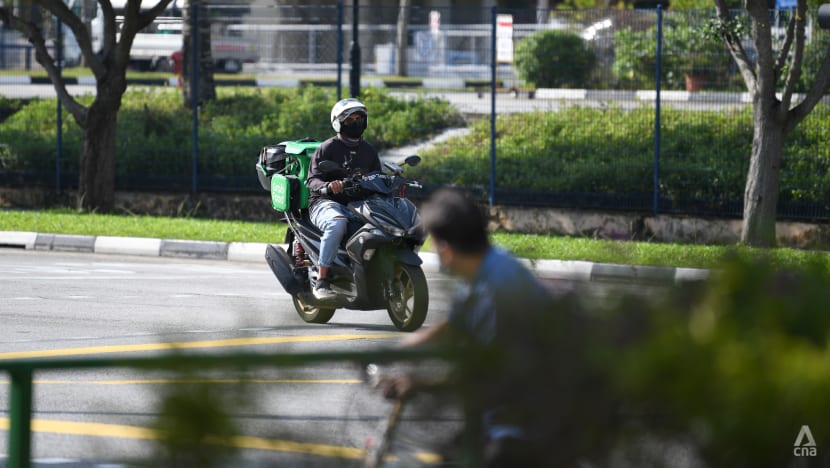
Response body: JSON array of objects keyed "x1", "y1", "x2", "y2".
[{"x1": 306, "y1": 98, "x2": 381, "y2": 300}]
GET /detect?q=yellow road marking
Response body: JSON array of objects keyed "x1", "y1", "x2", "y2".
[
  {"x1": 0, "y1": 417, "x2": 365, "y2": 460},
  {"x1": 0, "y1": 333, "x2": 399, "y2": 360},
  {"x1": 0, "y1": 417, "x2": 442, "y2": 463},
  {"x1": 0, "y1": 332, "x2": 443, "y2": 463}
]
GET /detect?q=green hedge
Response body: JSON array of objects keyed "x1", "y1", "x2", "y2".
[
  {"x1": 613, "y1": 19, "x2": 734, "y2": 91},
  {"x1": 604, "y1": 257, "x2": 830, "y2": 467},
  {"x1": 2, "y1": 91, "x2": 829, "y2": 209},
  {"x1": 409, "y1": 105, "x2": 830, "y2": 207},
  {"x1": 0, "y1": 86, "x2": 465, "y2": 179},
  {"x1": 514, "y1": 30, "x2": 597, "y2": 88}
]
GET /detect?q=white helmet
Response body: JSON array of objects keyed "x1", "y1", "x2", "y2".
[{"x1": 330, "y1": 98, "x2": 368, "y2": 133}]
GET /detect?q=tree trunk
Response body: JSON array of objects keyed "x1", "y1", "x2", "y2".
[
  {"x1": 741, "y1": 104, "x2": 785, "y2": 247},
  {"x1": 79, "y1": 98, "x2": 120, "y2": 212},
  {"x1": 1, "y1": 0, "x2": 174, "y2": 212},
  {"x1": 536, "y1": 0, "x2": 550, "y2": 24},
  {"x1": 394, "y1": 0, "x2": 409, "y2": 76},
  {"x1": 182, "y1": 0, "x2": 215, "y2": 108}
]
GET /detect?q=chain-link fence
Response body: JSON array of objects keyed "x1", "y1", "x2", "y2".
[{"x1": 1, "y1": 4, "x2": 828, "y2": 220}]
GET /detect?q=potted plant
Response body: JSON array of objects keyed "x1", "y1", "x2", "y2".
[
  {"x1": 613, "y1": 16, "x2": 732, "y2": 91},
  {"x1": 666, "y1": 19, "x2": 731, "y2": 91},
  {"x1": 683, "y1": 52, "x2": 710, "y2": 91}
]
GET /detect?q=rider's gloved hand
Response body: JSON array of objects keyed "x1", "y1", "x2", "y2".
[{"x1": 327, "y1": 180, "x2": 344, "y2": 194}]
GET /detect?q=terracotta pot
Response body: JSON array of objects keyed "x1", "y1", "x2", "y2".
[{"x1": 685, "y1": 74, "x2": 704, "y2": 92}]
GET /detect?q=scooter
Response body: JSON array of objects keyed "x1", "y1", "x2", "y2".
[{"x1": 262, "y1": 147, "x2": 428, "y2": 332}]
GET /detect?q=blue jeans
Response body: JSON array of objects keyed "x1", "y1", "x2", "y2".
[{"x1": 309, "y1": 199, "x2": 362, "y2": 269}]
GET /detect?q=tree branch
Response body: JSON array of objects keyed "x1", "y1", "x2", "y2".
[
  {"x1": 114, "y1": 0, "x2": 171, "y2": 69},
  {"x1": 138, "y1": 0, "x2": 176, "y2": 30},
  {"x1": 774, "y1": 12, "x2": 795, "y2": 75},
  {"x1": 779, "y1": 0, "x2": 808, "y2": 116},
  {"x1": 114, "y1": 0, "x2": 142, "y2": 69},
  {"x1": 788, "y1": 41, "x2": 830, "y2": 131},
  {"x1": 91, "y1": 0, "x2": 118, "y2": 78},
  {"x1": 0, "y1": 5, "x2": 88, "y2": 126},
  {"x1": 714, "y1": 0, "x2": 756, "y2": 91},
  {"x1": 39, "y1": 0, "x2": 106, "y2": 80},
  {"x1": 745, "y1": 0, "x2": 778, "y2": 99}
]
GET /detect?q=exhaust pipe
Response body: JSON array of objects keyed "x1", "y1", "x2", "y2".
[{"x1": 265, "y1": 244, "x2": 301, "y2": 295}]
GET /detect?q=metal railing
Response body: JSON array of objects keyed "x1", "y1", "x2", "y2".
[{"x1": 0, "y1": 347, "x2": 455, "y2": 468}]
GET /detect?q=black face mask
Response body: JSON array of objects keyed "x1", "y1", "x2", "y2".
[{"x1": 340, "y1": 116, "x2": 367, "y2": 139}]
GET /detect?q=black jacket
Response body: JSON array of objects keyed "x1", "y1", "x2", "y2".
[{"x1": 307, "y1": 136, "x2": 381, "y2": 210}]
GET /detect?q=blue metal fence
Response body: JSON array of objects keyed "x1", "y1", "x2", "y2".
[{"x1": 0, "y1": 4, "x2": 828, "y2": 220}]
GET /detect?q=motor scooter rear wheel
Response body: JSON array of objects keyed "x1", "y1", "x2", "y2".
[
  {"x1": 386, "y1": 263, "x2": 428, "y2": 332},
  {"x1": 293, "y1": 295, "x2": 336, "y2": 324}
]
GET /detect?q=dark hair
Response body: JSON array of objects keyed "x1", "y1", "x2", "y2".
[{"x1": 421, "y1": 187, "x2": 489, "y2": 254}]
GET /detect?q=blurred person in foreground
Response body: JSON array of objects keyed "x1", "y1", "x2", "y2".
[{"x1": 376, "y1": 187, "x2": 564, "y2": 467}]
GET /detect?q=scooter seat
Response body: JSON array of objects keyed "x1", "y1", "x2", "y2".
[
  {"x1": 295, "y1": 212, "x2": 323, "y2": 242},
  {"x1": 295, "y1": 210, "x2": 362, "y2": 244}
]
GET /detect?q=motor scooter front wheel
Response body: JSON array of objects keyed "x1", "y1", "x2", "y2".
[
  {"x1": 293, "y1": 295, "x2": 336, "y2": 324},
  {"x1": 386, "y1": 263, "x2": 428, "y2": 332}
]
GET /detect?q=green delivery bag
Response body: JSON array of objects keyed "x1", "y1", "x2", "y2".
[{"x1": 256, "y1": 139, "x2": 321, "y2": 213}]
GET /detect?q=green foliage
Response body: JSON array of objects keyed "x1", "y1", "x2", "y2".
[
  {"x1": 792, "y1": 32, "x2": 830, "y2": 94},
  {"x1": 455, "y1": 255, "x2": 830, "y2": 465},
  {"x1": 0, "y1": 87, "x2": 464, "y2": 183},
  {"x1": 152, "y1": 376, "x2": 247, "y2": 467},
  {"x1": 607, "y1": 257, "x2": 830, "y2": 466},
  {"x1": 0, "y1": 96, "x2": 26, "y2": 123},
  {"x1": 0, "y1": 208, "x2": 286, "y2": 243},
  {"x1": 514, "y1": 30, "x2": 597, "y2": 88},
  {"x1": 614, "y1": 16, "x2": 733, "y2": 89},
  {"x1": 409, "y1": 104, "x2": 829, "y2": 209},
  {"x1": 361, "y1": 87, "x2": 466, "y2": 148},
  {"x1": 780, "y1": 104, "x2": 830, "y2": 202},
  {"x1": 671, "y1": 0, "x2": 742, "y2": 7},
  {"x1": 489, "y1": 231, "x2": 830, "y2": 269},
  {"x1": 611, "y1": 26, "x2": 657, "y2": 87},
  {"x1": 2, "y1": 86, "x2": 828, "y2": 211},
  {"x1": 658, "y1": 107, "x2": 753, "y2": 207}
]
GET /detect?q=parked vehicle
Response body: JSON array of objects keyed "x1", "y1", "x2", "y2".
[
  {"x1": 68, "y1": 0, "x2": 259, "y2": 73},
  {"x1": 114, "y1": 18, "x2": 258, "y2": 73},
  {"x1": 257, "y1": 139, "x2": 429, "y2": 332},
  {"x1": 134, "y1": 20, "x2": 258, "y2": 73}
]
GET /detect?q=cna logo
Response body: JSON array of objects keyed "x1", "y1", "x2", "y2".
[{"x1": 794, "y1": 425, "x2": 817, "y2": 457}]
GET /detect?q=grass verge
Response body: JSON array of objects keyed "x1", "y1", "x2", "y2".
[{"x1": 2, "y1": 209, "x2": 828, "y2": 270}]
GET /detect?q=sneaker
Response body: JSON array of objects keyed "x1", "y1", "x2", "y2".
[{"x1": 313, "y1": 278, "x2": 337, "y2": 300}]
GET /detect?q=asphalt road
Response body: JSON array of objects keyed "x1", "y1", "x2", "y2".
[
  {"x1": 0, "y1": 249, "x2": 461, "y2": 467},
  {"x1": 0, "y1": 249, "x2": 665, "y2": 467}
]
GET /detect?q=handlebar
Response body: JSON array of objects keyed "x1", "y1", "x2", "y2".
[
  {"x1": 319, "y1": 177, "x2": 358, "y2": 197},
  {"x1": 319, "y1": 172, "x2": 421, "y2": 197}
]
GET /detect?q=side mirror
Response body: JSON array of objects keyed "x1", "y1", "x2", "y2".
[
  {"x1": 404, "y1": 155, "x2": 421, "y2": 167},
  {"x1": 319, "y1": 160, "x2": 344, "y2": 174},
  {"x1": 820, "y1": 4, "x2": 830, "y2": 30}
]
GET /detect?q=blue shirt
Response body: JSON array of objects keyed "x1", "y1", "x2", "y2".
[
  {"x1": 446, "y1": 246, "x2": 554, "y2": 441},
  {"x1": 448, "y1": 246, "x2": 551, "y2": 345}
]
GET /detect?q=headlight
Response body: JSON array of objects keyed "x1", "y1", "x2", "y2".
[
  {"x1": 376, "y1": 219, "x2": 407, "y2": 237},
  {"x1": 371, "y1": 213, "x2": 407, "y2": 237}
]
